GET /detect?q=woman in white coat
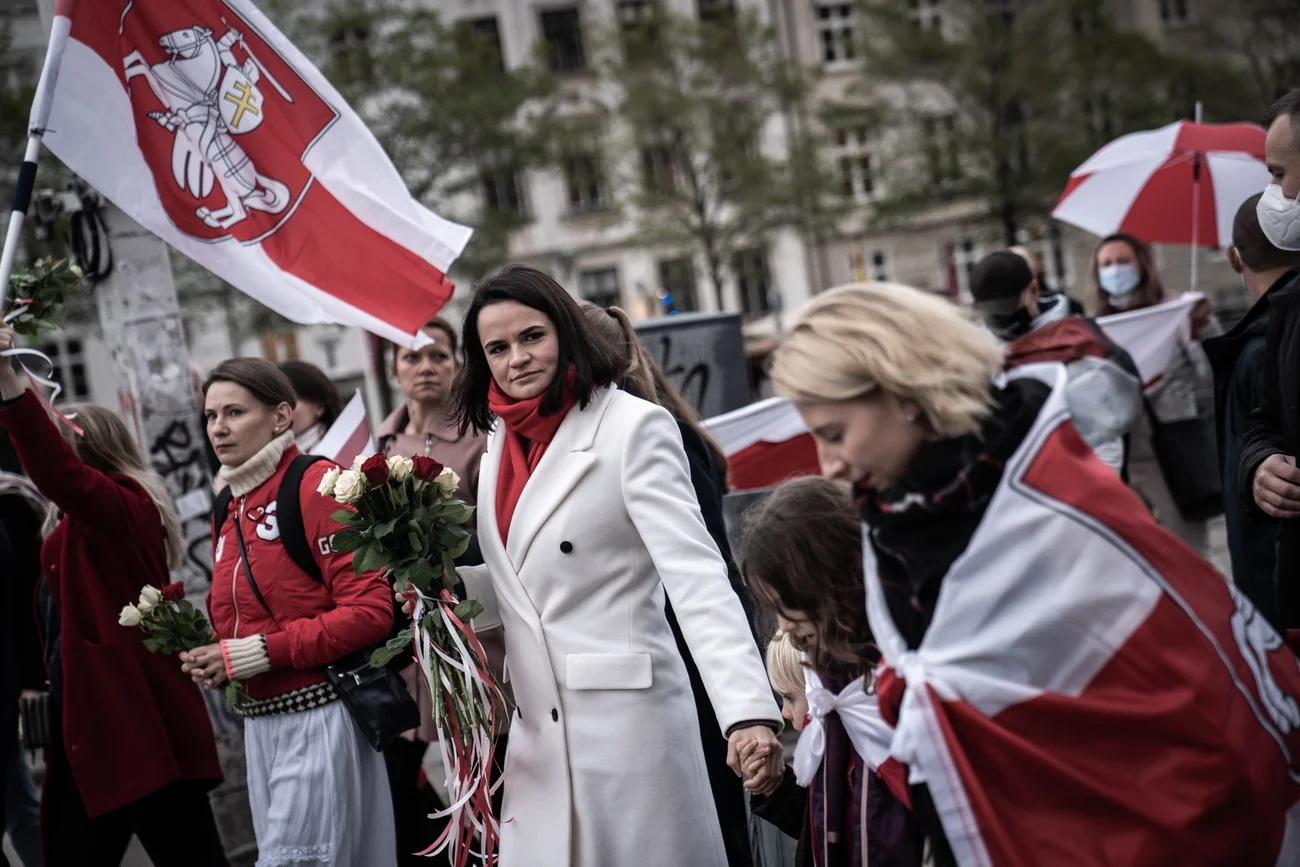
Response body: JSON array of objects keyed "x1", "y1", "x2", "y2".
[{"x1": 448, "y1": 265, "x2": 783, "y2": 867}]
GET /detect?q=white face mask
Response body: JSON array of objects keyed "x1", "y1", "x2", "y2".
[
  {"x1": 1257, "y1": 184, "x2": 1300, "y2": 252},
  {"x1": 1098, "y1": 263, "x2": 1141, "y2": 304}
]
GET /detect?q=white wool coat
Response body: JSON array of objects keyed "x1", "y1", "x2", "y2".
[{"x1": 461, "y1": 385, "x2": 779, "y2": 867}]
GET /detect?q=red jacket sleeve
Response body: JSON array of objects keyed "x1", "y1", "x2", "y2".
[
  {"x1": 0, "y1": 391, "x2": 149, "y2": 533},
  {"x1": 263, "y1": 462, "x2": 394, "y2": 669}
]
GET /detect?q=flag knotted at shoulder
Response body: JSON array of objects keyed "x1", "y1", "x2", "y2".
[
  {"x1": 42, "y1": 0, "x2": 471, "y2": 347},
  {"x1": 868, "y1": 363, "x2": 1300, "y2": 867}
]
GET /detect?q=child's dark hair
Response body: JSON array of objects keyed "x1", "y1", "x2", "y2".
[{"x1": 738, "y1": 476, "x2": 877, "y2": 676}]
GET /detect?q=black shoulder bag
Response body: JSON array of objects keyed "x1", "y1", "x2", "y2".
[{"x1": 221, "y1": 455, "x2": 419, "y2": 751}]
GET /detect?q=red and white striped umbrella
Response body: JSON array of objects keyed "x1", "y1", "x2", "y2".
[{"x1": 1052, "y1": 120, "x2": 1269, "y2": 250}]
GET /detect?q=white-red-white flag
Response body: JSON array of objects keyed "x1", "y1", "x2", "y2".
[
  {"x1": 869, "y1": 365, "x2": 1300, "y2": 866},
  {"x1": 703, "y1": 397, "x2": 820, "y2": 491},
  {"x1": 313, "y1": 389, "x2": 375, "y2": 468},
  {"x1": 41, "y1": 0, "x2": 471, "y2": 347}
]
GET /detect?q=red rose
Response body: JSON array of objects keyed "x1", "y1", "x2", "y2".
[
  {"x1": 360, "y1": 453, "x2": 390, "y2": 485},
  {"x1": 411, "y1": 455, "x2": 444, "y2": 481},
  {"x1": 160, "y1": 582, "x2": 185, "y2": 603}
]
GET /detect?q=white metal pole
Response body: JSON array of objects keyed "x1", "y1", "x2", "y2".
[
  {"x1": 0, "y1": 7, "x2": 72, "y2": 309},
  {"x1": 1190, "y1": 101, "x2": 1204, "y2": 292}
]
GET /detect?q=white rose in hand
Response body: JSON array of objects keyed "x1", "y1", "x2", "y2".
[
  {"x1": 333, "y1": 469, "x2": 365, "y2": 505},
  {"x1": 388, "y1": 455, "x2": 414, "y2": 482},
  {"x1": 434, "y1": 466, "x2": 460, "y2": 498},
  {"x1": 138, "y1": 585, "x2": 162, "y2": 613},
  {"x1": 317, "y1": 466, "x2": 341, "y2": 496},
  {"x1": 118, "y1": 604, "x2": 143, "y2": 627}
]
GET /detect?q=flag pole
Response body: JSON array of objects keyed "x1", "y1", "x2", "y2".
[
  {"x1": 0, "y1": 3, "x2": 74, "y2": 310},
  {"x1": 1189, "y1": 101, "x2": 1204, "y2": 293}
]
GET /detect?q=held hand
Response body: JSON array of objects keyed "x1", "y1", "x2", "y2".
[
  {"x1": 1253, "y1": 454, "x2": 1300, "y2": 519},
  {"x1": 727, "y1": 725, "x2": 783, "y2": 794},
  {"x1": 395, "y1": 580, "x2": 418, "y2": 617},
  {"x1": 180, "y1": 643, "x2": 229, "y2": 691}
]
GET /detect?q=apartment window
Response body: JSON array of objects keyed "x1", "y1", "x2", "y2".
[
  {"x1": 697, "y1": 0, "x2": 735, "y2": 22},
  {"x1": 733, "y1": 247, "x2": 773, "y2": 317},
  {"x1": 580, "y1": 267, "x2": 621, "y2": 308},
  {"x1": 908, "y1": 0, "x2": 944, "y2": 31},
  {"x1": 952, "y1": 237, "x2": 982, "y2": 298},
  {"x1": 658, "y1": 257, "x2": 698, "y2": 313},
  {"x1": 329, "y1": 21, "x2": 375, "y2": 85},
  {"x1": 832, "y1": 126, "x2": 876, "y2": 201},
  {"x1": 815, "y1": 3, "x2": 858, "y2": 66},
  {"x1": 564, "y1": 145, "x2": 608, "y2": 211},
  {"x1": 848, "y1": 248, "x2": 891, "y2": 282},
  {"x1": 640, "y1": 143, "x2": 677, "y2": 195},
  {"x1": 480, "y1": 167, "x2": 525, "y2": 217},
  {"x1": 922, "y1": 114, "x2": 960, "y2": 185},
  {"x1": 540, "y1": 7, "x2": 586, "y2": 72},
  {"x1": 41, "y1": 337, "x2": 90, "y2": 402},
  {"x1": 466, "y1": 16, "x2": 505, "y2": 73},
  {"x1": 617, "y1": 0, "x2": 662, "y2": 61},
  {"x1": 1160, "y1": 0, "x2": 1190, "y2": 26}
]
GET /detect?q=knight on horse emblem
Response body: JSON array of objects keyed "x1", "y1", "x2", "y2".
[{"x1": 124, "y1": 24, "x2": 291, "y2": 230}]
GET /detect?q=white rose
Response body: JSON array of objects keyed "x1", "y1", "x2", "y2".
[
  {"x1": 138, "y1": 585, "x2": 162, "y2": 613},
  {"x1": 352, "y1": 453, "x2": 368, "y2": 471},
  {"x1": 387, "y1": 455, "x2": 414, "y2": 482},
  {"x1": 118, "y1": 604, "x2": 143, "y2": 628},
  {"x1": 434, "y1": 466, "x2": 461, "y2": 498},
  {"x1": 333, "y1": 469, "x2": 365, "y2": 505},
  {"x1": 317, "y1": 466, "x2": 341, "y2": 497}
]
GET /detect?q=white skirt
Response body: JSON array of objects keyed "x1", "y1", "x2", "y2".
[{"x1": 245, "y1": 699, "x2": 397, "y2": 867}]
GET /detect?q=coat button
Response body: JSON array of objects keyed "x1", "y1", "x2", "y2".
[
  {"x1": 560, "y1": 541, "x2": 573, "y2": 554},
  {"x1": 551, "y1": 707, "x2": 559, "y2": 722}
]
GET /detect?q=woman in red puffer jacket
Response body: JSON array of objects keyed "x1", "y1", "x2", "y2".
[{"x1": 179, "y1": 357, "x2": 397, "y2": 867}]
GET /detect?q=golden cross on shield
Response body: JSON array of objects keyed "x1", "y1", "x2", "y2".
[{"x1": 223, "y1": 81, "x2": 260, "y2": 128}]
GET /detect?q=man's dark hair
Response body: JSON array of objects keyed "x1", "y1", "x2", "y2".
[
  {"x1": 450, "y1": 265, "x2": 618, "y2": 435},
  {"x1": 1267, "y1": 87, "x2": 1300, "y2": 149},
  {"x1": 1233, "y1": 192, "x2": 1300, "y2": 273}
]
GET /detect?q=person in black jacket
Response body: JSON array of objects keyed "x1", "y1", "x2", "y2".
[
  {"x1": 1243, "y1": 89, "x2": 1300, "y2": 630},
  {"x1": 582, "y1": 302, "x2": 760, "y2": 867},
  {"x1": 1205, "y1": 194, "x2": 1300, "y2": 631}
]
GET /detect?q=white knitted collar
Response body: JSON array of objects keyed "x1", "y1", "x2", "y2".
[{"x1": 218, "y1": 430, "x2": 295, "y2": 497}]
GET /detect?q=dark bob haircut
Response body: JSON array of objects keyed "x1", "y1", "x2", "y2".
[
  {"x1": 203, "y1": 357, "x2": 297, "y2": 409},
  {"x1": 451, "y1": 265, "x2": 618, "y2": 435},
  {"x1": 278, "y1": 360, "x2": 343, "y2": 428}
]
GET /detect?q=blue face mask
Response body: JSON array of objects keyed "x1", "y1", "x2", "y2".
[{"x1": 1098, "y1": 263, "x2": 1141, "y2": 302}]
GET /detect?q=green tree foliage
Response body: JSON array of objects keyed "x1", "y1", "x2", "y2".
[
  {"x1": 599, "y1": 6, "x2": 844, "y2": 308},
  {"x1": 850, "y1": 0, "x2": 1255, "y2": 244},
  {"x1": 275, "y1": 0, "x2": 560, "y2": 280}
]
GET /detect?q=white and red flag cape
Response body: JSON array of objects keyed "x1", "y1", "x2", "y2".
[
  {"x1": 39, "y1": 0, "x2": 470, "y2": 346},
  {"x1": 869, "y1": 365, "x2": 1300, "y2": 866}
]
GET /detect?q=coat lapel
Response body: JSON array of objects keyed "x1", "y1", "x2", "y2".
[{"x1": 504, "y1": 386, "x2": 615, "y2": 572}]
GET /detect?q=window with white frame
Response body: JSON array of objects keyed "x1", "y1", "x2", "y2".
[
  {"x1": 563, "y1": 142, "x2": 608, "y2": 212},
  {"x1": 951, "y1": 237, "x2": 982, "y2": 298},
  {"x1": 831, "y1": 126, "x2": 876, "y2": 201},
  {"x1": 921, "y1": 113, "x2": 960, "y2": 185},
  {"x1": 579, "y1": 267, "x2": 621, "y2": 308},
  {"x1": 41, "y1": 336, "x2": 90, "y2": 402},
  {"x1": 479, "y1": 163, "x2": 526, "y2": 217},
  {"x1": 732, "y1": 247, "x2": 773, "y2": 316},
  {"x1": 640, "y1": 134, "x2": 677, "y2": 196},
  {"x1": 815, "y1": 3, "x2": 858, "y2": 66},
  {"x1": 658, "y1": 257, "x2": 698, "y2": 313},
  {"x1": 540, "y1": 7, "x2": 586, "y2": 72},
  {"x1": 1159, "y1": 0, "x2": 1190, "y2": 26},
  {"x1": 907, "y1": 0, "x2": 944, "y2": 32},
  {"x1": 848, "y1": 247, "x2": 891, "y2": 282}
]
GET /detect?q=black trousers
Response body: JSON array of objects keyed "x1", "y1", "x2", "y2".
[{"x1": 41, "y1": 740, "x2": 227, "y2": 867}]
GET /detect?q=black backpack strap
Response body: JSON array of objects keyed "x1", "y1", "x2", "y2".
[
  {"x1": 278, "y1": 453, "x2": 330, "y2": 583},
  {"x1": 212, "y1": 485, "x2": 235, "y2": 540}
]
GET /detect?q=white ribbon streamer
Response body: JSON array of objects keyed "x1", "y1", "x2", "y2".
[
  {"x1": 792, "y1": 669, "x2": 896, "y2": 786},
  {"x1": 2, "y1": 305, "x2": 67, "y2": 406}
]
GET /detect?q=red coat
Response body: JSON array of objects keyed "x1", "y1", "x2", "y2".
[
  {"x1": 0, "y1": 391, "x2": 221, "y2": 817},
  {"x1": 207, "y1": 445, "x2": 393, "y2": 700}
]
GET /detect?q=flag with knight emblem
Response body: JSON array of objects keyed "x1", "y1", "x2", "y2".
[{"x1": 39, "y1": 0, "x2": 471, "y2": 346}]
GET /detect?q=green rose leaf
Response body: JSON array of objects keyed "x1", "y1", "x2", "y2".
[{"x1": 331, "y1": 528, "x2": 365, "y2": 553}]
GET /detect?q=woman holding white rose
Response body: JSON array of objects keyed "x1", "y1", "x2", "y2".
[
  {"x1": 0, "y1": 323, "x2": 225, "y2": 866},
  {"x1": 180, "y1": 357, "x2": 398, "y2": 867}
]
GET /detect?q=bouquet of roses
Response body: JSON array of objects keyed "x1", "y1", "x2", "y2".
[
  {"x1": 120, "y1": 583, "x2": 248, "y2": 709},
  {"x1": 5, "y1": 257, "x2": 80, "y2": 338},
  {"x1": 320, "y1": 453, "x2": 509, "y2": 865}
]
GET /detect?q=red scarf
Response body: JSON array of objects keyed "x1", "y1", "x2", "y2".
[{"x1": 488, "y1": 372, "x2": 577, "y2": 543}]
